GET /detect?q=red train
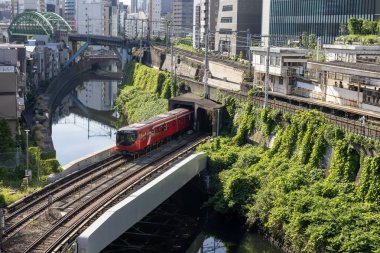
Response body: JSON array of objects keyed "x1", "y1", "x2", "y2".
[{"x1": 116, "y1": 108, "x2": 193, "y2": 154}]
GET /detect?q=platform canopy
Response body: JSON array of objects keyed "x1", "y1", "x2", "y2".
[{"x1": 8, "y1": 11, "x2": 71, "y2": 40}]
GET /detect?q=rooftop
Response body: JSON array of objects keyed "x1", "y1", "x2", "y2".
[
  {"x1": 324, "y1": 44, "x2": 380, "y2": 52},
  {"x1": 251, "y1": 46, "x2": 307, "y2": 55},
  {"x1": 309, "y1": 60, "x2": 380, "y2": 74}
]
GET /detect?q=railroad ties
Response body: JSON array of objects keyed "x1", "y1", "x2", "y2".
[{"x1": 2, "y1": 133, "x2": 209, "y2": 253}]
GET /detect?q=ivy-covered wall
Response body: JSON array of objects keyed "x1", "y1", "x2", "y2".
[
  {"x1": 115, "y1": 62, "x2": 176, "y2": 127},
  {"x1": 198, "y1": 96, "x2": 380, "y2": 253}
]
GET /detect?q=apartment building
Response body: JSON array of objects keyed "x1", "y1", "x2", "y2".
[{"x1": 0, "y1": 44, "x2": 26, "y2": 135}]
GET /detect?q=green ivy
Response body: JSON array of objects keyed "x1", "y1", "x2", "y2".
[{"x1": 198, "y1": 108, "x2": 380, "y2": 253}]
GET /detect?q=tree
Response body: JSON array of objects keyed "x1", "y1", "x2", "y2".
[
  {"x1": 348, "y1": 18, "x2": 363, "y2": 35},
  {"x1": 0, "y1": 119, "x2": 14, "y2": 152},
  {"x1": 301, "y1": 32, "x2": 309, "y2": 48},
  {"x1": 339, "y1": 22, "x2": 348, "y2": 35},
  {"x1": 362, "y1": 19, "x2": 377, "y2": 35},
  {"x1": 308, "y1": 34, "x2": 317, "y2": 49}
]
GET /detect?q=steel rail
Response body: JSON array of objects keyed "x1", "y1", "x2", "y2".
[
  {"x1": 6, "y1": 154, "x2": 121, "y2": 214},
  {"x1": 3, "y1": 156, "x2": 126, "y2": 239},
  {"x1": 22, "y1": 135, "x2": 208, "y2": 253}
]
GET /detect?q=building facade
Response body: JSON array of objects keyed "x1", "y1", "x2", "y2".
[
  {"x1": 76, "y1": 0, "x2": 119, "y2": 36},
  {"x1": 193, "y1": 0, "x2": 219, "y2": 50},
  {"x1": 215, "y1": 0, "x2": 262, "y2": 57},
  {"x1": 148, "y1": 0, "x2": 161, "y2": 38},
  {"x1": 172, "y1": 0, "x2": 193, "y2": 37},
  {"x1": 65, "y1": 0, "x2": 76, "y2": 29},
  {"x1": 263, "y1": 0, "x2": 380, "y2": 44},
  {"x1": 0, "y1": 44, "x2": 26, "y2": 135}
]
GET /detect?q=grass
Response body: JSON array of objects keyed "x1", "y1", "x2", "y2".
[
  {"x1": 174, "y1": 43, "x2": 202, "y2": 55},
  {"x1": 0, "y1": 184, "x2": 44, "y2": 207}
]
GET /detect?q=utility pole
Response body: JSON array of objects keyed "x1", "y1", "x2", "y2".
[
  {"x1": 0, "y1": 208, "x2": 4, "y2": 253},
  {"x1": 165, "y1": 21, "x2": 169, "y2": 49},
  {"x1": 247, "y1": 29, "x2": 252, "y2": 78},
  {"x1": 264, "y1": 36, "x2": 270, "y2": 108},
  {"x1": 316, "y1": 36, "x2": 321, "y2": 62},
  {"x1": 139, "y1": 19, "x2": 144, "y2": 63},
  {"x1": 24, "y1": 129, "x2": 30, "y2": 180},
  {"x1": 203, "y1": 0, "x2": 210, "y2": 99},
  {"x1": 170, "y1": 26, "x2": 174, "y2": 80}
]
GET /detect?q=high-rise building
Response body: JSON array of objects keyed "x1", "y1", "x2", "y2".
[
  {"x1": 215, "y1": 0, "x2": 262, "y2": 56},
  {"x1": 130, "y1": 0, "x2": 137, "y2": 13},
  {"x1": 193, "y1": 0, "x2": 219, "y2": 50},
  {"x1": 161, "y1": 0, "x2": 172, "y2": 15},
  {"x1": 172, "y1": 0, "x2": 193, "y2": 37},
  {"x1": 76, "y1": 0, "x2": 118, "y2": 36},
  {"x1": 64, "y1": 0, "x2": 76, "y2": 29},
  {"x1": 137, "y1": 0, "x2": 147, "y2": 12},
  {"x1": 148, "y1": 0, "x2": 161, "y2": 38},
  {"x1": 13, "y1": 0, "x2": 46, "y2": 14},
  {"x1": 263, "y1": 0, "x2": 380, "y2": 44}
]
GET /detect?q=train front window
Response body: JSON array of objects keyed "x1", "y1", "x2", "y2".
[{"x1": 116, "y1": 130, "x2": 137, "y2": 146}]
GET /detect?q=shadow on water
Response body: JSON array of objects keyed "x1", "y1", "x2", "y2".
[{"x1": 102, "y1": 177, "x2": 284, "y2": 253}]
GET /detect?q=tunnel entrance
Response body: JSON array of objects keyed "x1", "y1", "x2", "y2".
[
  {"x1": 197, "y1": 108, "x2": 212, "y2": 133},
  {"x1": 169, "y1": 93, "x2": 223, "y2": 136}
]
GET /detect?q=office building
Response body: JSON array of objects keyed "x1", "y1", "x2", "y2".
[
  {"x1": 193, "y1": 0, "x2": 219, "y2": 50},
  {"x1": 64, "y1": 0, "x2": 76, "y2": 29},
  {"x1": 172, "y1": 0, "x2": 193, "y2": 37},
  {"x1": 148, "y1": 0, "x2": 161, "y2": 38},
  {"x1": 215, "y1": 0, "x2": 262, "y2": 57},
  {"x1": 263, "y1": 0, "x2": 380, "y2": 44}
]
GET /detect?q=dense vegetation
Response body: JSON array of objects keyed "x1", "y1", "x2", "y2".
[
  {"x1": 0, "y1": 119, "x2": 61, "y2": 207},
  {"x1": 198, "y1": 96, "x2": 380, "y2": 253},
  {"x1": 337, "y1": 18, "x2": 380, "y2": 45},
  {"x1": 115, "y1": 62, "x2": 176, "y2": 127}
]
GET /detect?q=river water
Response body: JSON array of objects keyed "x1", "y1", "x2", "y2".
[{"x1": 51, "y1": 93, "x2": 283, "y2": 253}]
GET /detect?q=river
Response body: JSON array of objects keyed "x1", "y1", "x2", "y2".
[{"x1": 51, "y1": 91, "x2": 283, "y2": 253}]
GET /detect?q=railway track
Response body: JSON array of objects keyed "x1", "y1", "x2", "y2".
[
  {"x1": 20, "y1": 134, "x2": 208, "y2": 253},
  {"x1": 152, "y1": 45, "x2": 248, "y2": 70},
  {"x1": 178, "y1": 75, "x2": 380, "y2": 140},
  {"x1": 2, "y1": 134, "x2": 208, "y2": 253},
  {"x1": 3, "y1": 155, "x2": 126, "y2": 240}
]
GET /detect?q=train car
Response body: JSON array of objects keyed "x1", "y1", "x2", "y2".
[{"x1": 116, "y1": 108, "x2": 193, "y2": 154}]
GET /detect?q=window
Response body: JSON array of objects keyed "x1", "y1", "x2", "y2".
[
  {"x1": 260, "y1": 55, "x2": 265, "y2": 65},
  {"x1": 221, "y1": 17, "x2": 232, "y2": 23},
  {"x1": 270, "y1": 56, "x2": 276, "y2": 66},
  {"x1": 222, "y1": 5, "x2": 233, "y2": 11},
  {"x1": 219, "y1": 29, "x2": 232, "y2": 34}
]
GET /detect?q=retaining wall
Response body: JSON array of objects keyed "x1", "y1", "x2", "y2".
[{"x1": 47, "y1": 145, "x2": 115, "y2": 183}]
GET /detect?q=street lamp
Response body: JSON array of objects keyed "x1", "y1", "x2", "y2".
[{"x1": 24, "y1": 129, "x2": 30, "y2": 180}]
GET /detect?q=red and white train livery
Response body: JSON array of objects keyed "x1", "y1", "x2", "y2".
[{"x1": 116, "y1": 108, "x2": 193, "y2": 153}]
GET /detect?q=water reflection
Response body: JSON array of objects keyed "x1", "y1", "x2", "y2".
[
  {"x1": 52, "y1": 80, "x2": 118, "y2": 165},
  {"x1": 52, "y1": 112, "x2": 116, "y2": 165}
]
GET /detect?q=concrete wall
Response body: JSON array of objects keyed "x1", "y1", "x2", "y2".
[
  {"x1": 77, "y1": 152, "x2": 207, "y2": 253},
  {"x1": 47, "y1": 145, "x2": 114, "y2": 183},
  {"x1": 161, "y1": 53, "x2": 198, "y2": 78},
  {"x1": 208, "y1": 61, "x2": 244, "y2": 84},
  {"x1": 362, "y1": 103, "x2": 380, "y2": 113},
  {"x1": 326, "y1": 86, "x2": 363, "y2": 107}
]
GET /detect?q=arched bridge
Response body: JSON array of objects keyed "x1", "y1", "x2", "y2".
[
  {"x1": 8, "y1": 11, "x2": 71, "y2": 41},
  {"x1": 65, "y1": 33, "x2": 146, "y2": 70},
  {"x1": 46, "y1": 56, "x2": 120, "y2": 115}
]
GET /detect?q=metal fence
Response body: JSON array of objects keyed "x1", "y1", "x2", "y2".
[
  {"x1": 222, "y1": 89, "x2": 380, "y2": 140},
  {"x1": 0, "y1": 151, "x2": 26, "y2": 170}
]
